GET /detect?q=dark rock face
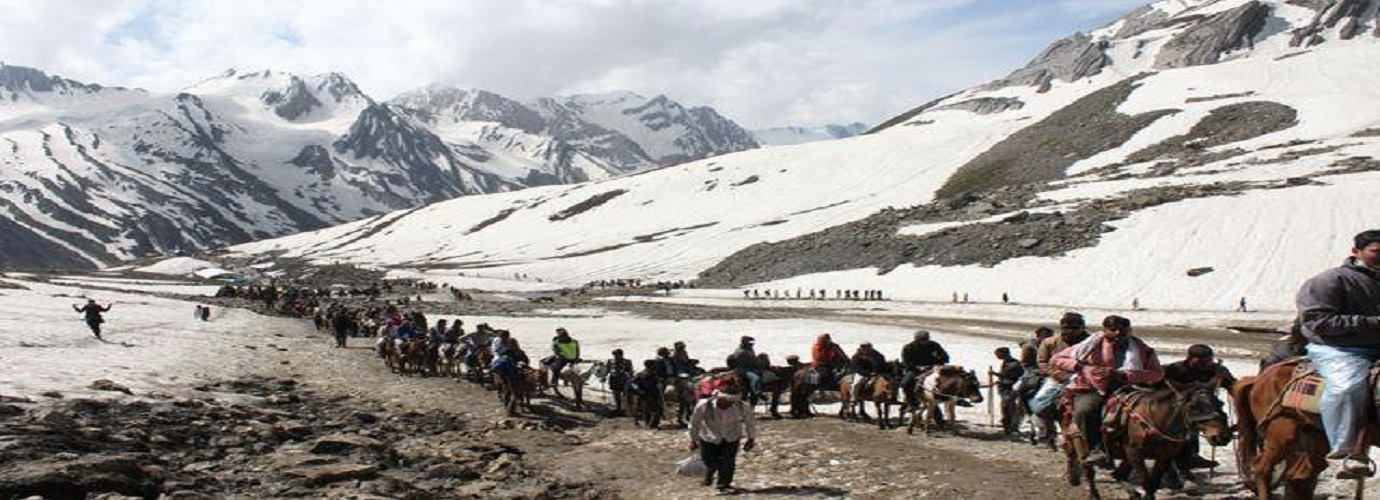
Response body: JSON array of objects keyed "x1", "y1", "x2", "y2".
[
  {"x1": 1290, "y1": 0, "x2": 1380, "y2": 46},
  {"x1": 261, "y1": 76, "x2": 323, "y2": 121},
  {"x1": 0, "y1": 378, "x2": 605, "y2": 499},
  {"x1": 985, "y1": 32, "x2": 1110, "y2": 92},
  {"x1": 1124, "y1": 101, "x2": 1297, "y2": 165},
  {"x1": 936, "y1": 77, "x2": 1175, "y2": 200},
  {"x1": 936, "y1": 97, "x2": 1026, "y2": 115},
  {"x1": 1155, "y1": 1, "x2": 1270, "y2": 69}
]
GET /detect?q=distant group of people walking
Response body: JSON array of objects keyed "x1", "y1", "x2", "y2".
[{"x1": 743, "y1": 288, "x2": 884, "y2": 300}]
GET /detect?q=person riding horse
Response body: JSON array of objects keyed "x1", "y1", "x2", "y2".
[
  {"x1": 811, "y1": 334, "x2": 849, "y2": 389},
  {"x1": 1297, "y1": 229, "x2": 1380, "y2": 478},
  {"x1": 1053, "y1": 314, "x2": 1164, "y2": 467},
  {"x1": 849, "y1": 343, "x2": 887, "y2": 404},
  {"x1": 1161, "y1": 344, "x2": 1237, "y2": 480},
  {"x1": 670, "y1": 341, "x2": 704, "y2": 377},
  {"x1": 726, "y1": 336, "x2": 764, "y2": 396},
  {"x1": 900, "y1": 330, "x2": 949, "y2": 411},
  {"x1": 491, "y1": 337, "x2": 530, "y2": 384}
]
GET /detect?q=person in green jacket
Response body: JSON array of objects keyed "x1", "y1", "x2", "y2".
[{"x1": 550, "y1": 327, "x2": 581, "y2": 387}]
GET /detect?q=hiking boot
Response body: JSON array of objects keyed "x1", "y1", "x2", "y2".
[
  {"x1": 702, "y1": 475, "x2": 713, "y2": 487},
  {"x1": 1185, "y1": 455, "x2": 1219, "y2": 470}
]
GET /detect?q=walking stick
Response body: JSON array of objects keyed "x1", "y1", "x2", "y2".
[
  {"x1": 987, "y1": 368, "x2": 995, "y2": 427},
  {"x1": 1208, "y1": 445, "x2": 1217, "y2": 480}
]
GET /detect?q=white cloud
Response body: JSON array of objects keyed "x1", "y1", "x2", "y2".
[{"x1": 0, "y1": 0, "x2": 1143, "y2": 128}]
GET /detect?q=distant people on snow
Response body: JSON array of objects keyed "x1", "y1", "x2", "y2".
[{"x1": 74, "y1": 299, "x2": 112, "y2": 340}]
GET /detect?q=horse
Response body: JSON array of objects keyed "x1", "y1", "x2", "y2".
[
  {"x1": 401, "y1": 339, "x2": 431, "y2": 376},
  {"x1": 839, "y1": 371, "x2": 900, "y2": 429},
  {"x1": 905, "y1": 365, "x2": 984, "y2": 435},
  {"x1": 1233, "y1": 360, "x2": 1355, "y2": 499},
  {"x1": 1104, "y1": 381, "x2": 1232, "y2": 500},
  {"x1": 464, "y1": 344, "x2": 494, "y2": 385},
  {"x1": 492, "y1": 368, "x2": 544, "y2": 415},
  {"x1": 694, "y1": 368, "x2": 796, "y2": 419},
  {"x1": 552, "y1": 361, "x2": 597, "y2": 409}
]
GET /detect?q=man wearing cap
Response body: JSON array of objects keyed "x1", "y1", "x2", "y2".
[
  {"x1": 726, "y1": 336, "x2": 763, "y2": 396},
  {"x1": 689, "y1": 389, "x2": 758, "y2": 492},
  {"x1": 1054, "y1": 315, "x2": 1164, "y2": 467},
  {"x1": 1162, "y1": 344, "x2": 1237, "y2": 475},
  {"x1": 1297, "y1": 229, "x2": 1380, "y2": 478},
  {"x1": 900, "y1": 330, "x2": 949, "y2": 410}
]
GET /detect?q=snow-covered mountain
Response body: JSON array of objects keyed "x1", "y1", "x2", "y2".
[
  {"x1": 752, "y1": 123, "x2": 868, "y2": 147},
  {"x1": 224, "y1": 0, "x2": 1380, "y2": 313},
  {"x1": 391, "y1": 88, "x2": 758, "y2": 181},
  {"x1": 0, "y1": 66, "x2": 756, "y2": 269}
]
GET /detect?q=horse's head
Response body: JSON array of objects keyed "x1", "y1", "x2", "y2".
[
  {"x1": 935, "y1": 366, "x2": 984, "y2": 403},
  {"x1": 588, "y1": 360, "x2": 609, "y2": 382},
  {"x1": 1172, "y1": 380, "x2": 1232, "y2": 447}
]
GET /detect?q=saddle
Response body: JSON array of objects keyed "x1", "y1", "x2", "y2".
[{"x1": 1276, "y1": 357, "x2": 1380, "y2": 413}]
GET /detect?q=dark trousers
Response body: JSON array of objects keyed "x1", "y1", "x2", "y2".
[
  {"x1": 550, "y1": 357, "x2": 570, "y2": 384},
  {"x1": 700, "y1": 439, "x2": 741, "y2": 488},
  {"x1": 1072, "y1": 390, "x2": 1108, "y2": 451},
  {"x1": 86, "y1": 320, "x2": 102, "y2": 339},
  {"x1": 998, "y1": 386, "x2": 1021, "y2": 433},
  {"x1": 333, "y1": 328, "x2": 348, "y2": 348}
]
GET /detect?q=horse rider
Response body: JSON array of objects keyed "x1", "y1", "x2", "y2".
[
  {"x1": 548, "y1": 327, "x2": 582, "y2": 387},
  {"x1": 1261, "y1": 321, "x2": 1308, "y2": 369},
  {"x1": 670, "y1": 341, "x2": 704, "y2": 377},
  {"x1": 1297, "y1": 229, "x2": 1380, "y2": 478},
  {"x1": 1020, "y1": 327, "x2": 1055, "y2": 369},
  {"x1": 992, "y1": 347, "x2": 1025, "y2": 435},
  {"x1": 460, "y1": 323, "x2": 492, "y2": 365},
  {"x1": 849, "y1": 343, "x2": 887, "y2": 403},
  {"x1": 630, "y1": 359, "x2": 664, "y2": 421},
  {"x1": 73, "y1": 299, "x2": 113, "y2": 340},
  {"x1": 1162, "y1": 344, "x2": 1237, "y2": 474},
  {"x1": 491, "y1": 337, "x2": 530, "y2": 384},
  {"x1": 490, "y1": 329, "x2": 512, "y2": 358},
  {"x1": 1053, "y1": 314, "x2": 1164, "y2": 466},
  {"x1": 727, "y1": 336, "x2": 764, "y2": 396},
  {"x1": 607, "y1": 349, "x2": 635, "y2": 415},
  {"x1": 811, "y1": 333, "x2": 849, "y2": 389},
  {"x1": 900, "y1": 330, "x2": 950, "y2": 410},
  {"x1": 1030, "y1": 313, "x2": 1093, "y2": 416}
]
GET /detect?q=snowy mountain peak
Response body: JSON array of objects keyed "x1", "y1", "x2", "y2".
[{"x1": 0, "y1": 63, "x2": 133, "y2": 104}]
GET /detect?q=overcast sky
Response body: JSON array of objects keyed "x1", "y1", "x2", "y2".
[{"x1": 0, "y1": 0, "x2": 1148, "y2": 129}]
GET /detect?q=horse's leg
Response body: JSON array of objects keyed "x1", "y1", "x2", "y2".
[
  {"x1": 877, "y1": 401, "x2": 890, "y2": 430},
  {"x1": 1141, "y1": 448, "x2": 1175, "y2": 500},
  {"x1": 1253, "y1": 433, "x2": 1290, "y2": 498}
]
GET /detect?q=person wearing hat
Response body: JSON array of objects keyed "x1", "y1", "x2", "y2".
[
  {"x1": 1038, "y1": 313, "x2": 1092, "y2": 382},
  {"x1": 688, "y1": 388, "x2": 758, "y2": 492},
  {"x1": 900, "y1": 330, "x2": 949, "y2": 410},
  {"x1": 1162, "y1": 344, "x2": 1237, "y2": 474},
  {"x1": 726, "y1": 336, "x2": 763, "y2": 396},
  {"x1": 73, "y1": 298, "x2": 113, "y2": 340},
  {"x1": 1298, "y1": 229, "x2": 1380, "y2": 478}
]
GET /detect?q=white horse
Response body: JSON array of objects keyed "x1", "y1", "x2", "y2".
[{"x1": 551, "y1": 361, "x2": 599, "y2": 409}]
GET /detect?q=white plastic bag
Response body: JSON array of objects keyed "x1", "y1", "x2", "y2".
[{"x1": 675, "y1": 454, "x2": 707, "y2": 477}]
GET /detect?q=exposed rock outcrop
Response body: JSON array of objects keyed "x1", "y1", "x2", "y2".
[{"x1": 1155, "y1": 1, "x2": 1270, "y2": 68}]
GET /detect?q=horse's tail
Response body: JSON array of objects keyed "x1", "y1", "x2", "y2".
[{"x1": 1230, "y1": 375, "x2": 1259, "y2": 484}]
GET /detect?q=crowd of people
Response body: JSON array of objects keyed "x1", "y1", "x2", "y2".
[{"x1": 742, "y1": 288, "x2": 884, "y2": 300}]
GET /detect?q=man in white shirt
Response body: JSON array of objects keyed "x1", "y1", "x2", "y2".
[{"x1": 688, "y1": 389, "x2": 758, "y2": 492}]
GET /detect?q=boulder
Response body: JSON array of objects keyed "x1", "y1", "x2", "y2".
[
  {"x1": 88, "y1": 380, "x2": 133, "y2": 395},
  {"x1": 310, "y1": 434, "x2": 389, "y2": 455}
]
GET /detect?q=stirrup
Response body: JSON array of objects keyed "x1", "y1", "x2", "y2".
[{"x1": 1339, "y1": 456, "x2": 1377, "y2": 480}]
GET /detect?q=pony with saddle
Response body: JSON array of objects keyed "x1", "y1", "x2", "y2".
[
  {"x1": 1101, "y1": 380, "x2": 1232, "y2": 499},
  {"x1": 904, "y1": 365, "x2": 984, "y2": 435},
  {"x1": 492, "y1": 366, "x2": 547, "y2": 415},
  {"x1": 838, "y1": 363, "x2": 901, "y2": 429},
  {"x1": 1234, "y1": 357, "x2": 1380, "y2": 499},
  {"x1": 1061, "y1": 381, "x2": 1232, "y2": 500},
  {"x1": 694, "y1": 366, "x2": 797, "y2": 420}
]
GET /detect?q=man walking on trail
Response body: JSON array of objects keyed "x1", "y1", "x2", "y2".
[
  {"x1": 1298, "y1": 229, "x2": 1380, "y2": 478},
  {"x1": 74, "y1": 299, "x2": 112, "y2": 340},
  {"x1": 689, "y1": 389, "x2": 757, "y2": 493}
]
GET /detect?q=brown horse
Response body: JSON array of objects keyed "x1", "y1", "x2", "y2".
[
  {"x1": 1233, "y1": 361, "x2": 1348, "y2": 499},
  {"x1": 1104, "y1": 381, "x2": 1232, "y2": 500},
  {"x1": 905, "y1": 365, "x2": 984, "y2": 435},
  {"x1": 401, "y1": 339, "x2": 430, "y2": 375},
  {"x1": 839, "y1": 373, "x2": 900, "y2": 429},
  {"x1": 693, "y1": 368, "x2": 796, "y2": 419},
  {"x1": 492, "y1": 368, "x2": 544, "y2": 415}
]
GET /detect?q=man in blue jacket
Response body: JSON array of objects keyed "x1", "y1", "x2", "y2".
[{"x1": 1299, "y1": 229, "x2": 1380, "y2": 478}]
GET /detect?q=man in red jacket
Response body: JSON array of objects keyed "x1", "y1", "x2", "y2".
[{"x1": 811, "y1": 333, "x2": 848, "y2": 388}]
